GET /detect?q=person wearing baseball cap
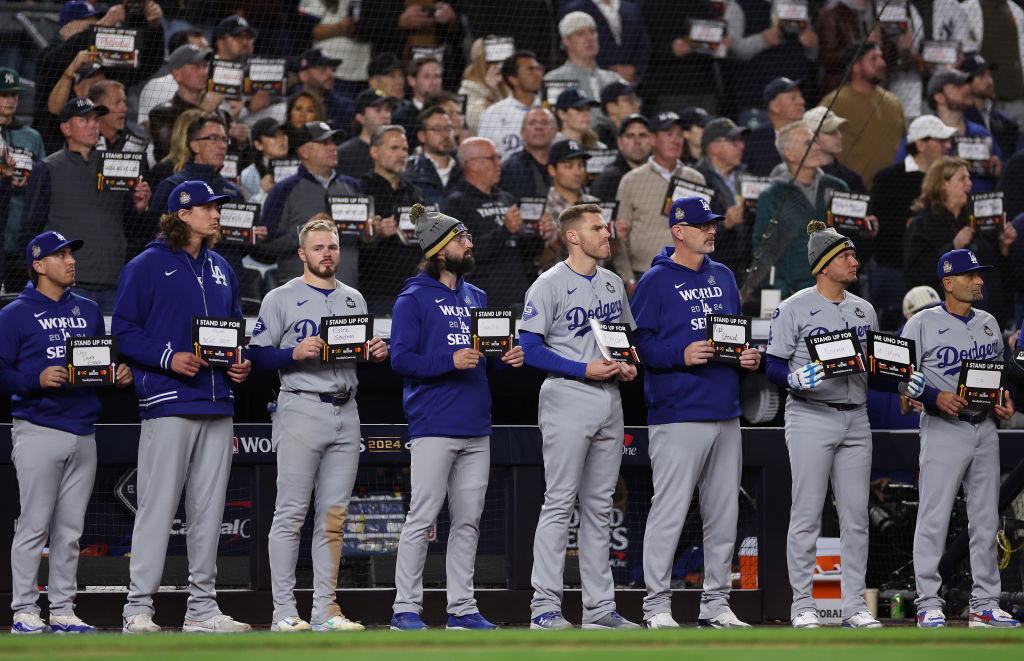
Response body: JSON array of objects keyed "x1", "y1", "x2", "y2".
[
  {"x1": 2, "y1": 229, "x2": 131, "y2": 635},
  {"x1": 296, "y1": 48, "x2": 354, "y2": 137},
  {"x1": 595, "y1": 81, "x2": 640, "y2": 145},
  {"x1": 545, "y1": 10, "x2": 623, "y2": 106},
  {"x1": 743, "y1": 78, "x2": 805, "y2": 176},
  {"x1": 214, "y1": 15, "x2": 257, "y2": 59},
  {"x1": 113, "y1": 180, "x2": 251, "y2": 633},
  {"x1": 554, "y1": 88, "x2": 603, "y2": 148},
  {"x1": 694, "y1": 117, "x2": 749, "y2": 275},
  {"x1": 367, "y1": 53, "x2": 406, "y2": 100},
  {"x1": 539, "y1": 140, "x2": 599, "y2": 270},
  {"x1": 958, "y1": 53, "x2": 1020, "y2": 160},
  {"x1": 146, "y1": 44, "x2": 220, "y2": 161},
  {"x1": 902, "y1": 284, "x2": 941, "y2": 318},
  {"x1": 240, "y1": 118, "x2": 288, "y2": 206},
  {"x1": 631, "y1": 196, "x2": 760, "y2": 629},
  {"x1": 803, "y1": 106, "x2": 866, "y2": 194},
  {"x1": 901, "y1": 247, "x2": 1017, "y2": 629},
  {"x1": 336, "y1": 89, "x2": 399, "y2": 178},
  {"x1": 388, "y1": 203, "x2": 522, "y2": 630},
  {"x1": 591, "y1": 114, "x2": 651, "y2": 202}
]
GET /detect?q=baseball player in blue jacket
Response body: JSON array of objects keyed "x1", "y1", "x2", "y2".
[
  {"x1": 520, "y1": 203, "x2": 639, "y2": 630},
  {"x1": 631, "y1": 197, "x2": 761, "y2": 629},
  {"x1": 0, "y1": 231, "x2": 131, "y2": 634},
  {"x1": 902, "y1": 249, "x2": 1019, "y2": 628},
  {"x1": 113, "y1": 181, "x2": 253, "y2": 634},
  {"x1": 389, "y1": 204, "x2": 523, "y2": 631},
  {"x1": 249, "y1": 216, "x2": 388, "y2": 632}
]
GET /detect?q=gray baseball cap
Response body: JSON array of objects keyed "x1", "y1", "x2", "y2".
[{"x1": 167, "y1": 44, "x2": 213, "y2": 71}]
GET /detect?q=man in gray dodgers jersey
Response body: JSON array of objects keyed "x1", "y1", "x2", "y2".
[
  {"x1": 519, "y1": 203, "x2": 640, "y2": 630},
  {"x1": 249, "y1": 216, "x2": 389, "y2": 632},
  {"x1": 766, "y1": 221, "x2": 900, "y2": 629},
  {"x1": 901, "y1": 249, "x2": 1019, "y2": 629}
]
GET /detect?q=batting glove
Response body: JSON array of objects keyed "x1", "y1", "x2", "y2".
[
  {"x1": 787, "y1": 362, "x2": 824, "y2": 390},
  {"x1": 898, "y1": 371, "x2": 926, "y2": 399}
]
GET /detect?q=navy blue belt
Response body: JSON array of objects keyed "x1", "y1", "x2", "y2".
[
  {"x1": 285, "y1": 390, "x2": 352, "y2": 406},
  {"x1": 791, "y1": 394, "x2": 862, "y2": 411},
  {"x1": 561, "y1": 376, "x2": 616, "y2": 385},
  {"x1": 957, "y1": 411, "x2": 989, "y2": 425}
]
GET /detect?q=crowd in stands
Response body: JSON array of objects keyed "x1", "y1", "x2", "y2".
[{"x1": 5, "y1": 0, "x2": 1024, "y2": 332}]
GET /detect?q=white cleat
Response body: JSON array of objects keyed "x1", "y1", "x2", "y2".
[
  {"x1": 271, "y1": 616, "x2": 312, "y2": 632},
  {"x1": 644, "y1": 612, "x2": 680, "y2": 629},
  {"x1": 182, "y1": 613, "x2": 252, "y2": 633},
  {"x1": 122, "y1": 613, "x2": 161, "y2": 634},
  {"x1": 792, "y1": 610, "x2": 821, "y2": 629},
  {"x1": 842, "y1": 611, "x2": 882, "y2": 629},
  {"x1": 313, "y1": 615, "x2": 365, "y2": 631},
  {"x1": 698, "y1": 608, "x2": 752, "y2": 629},
  {"x1": 12, "y1": 612, "x2": 49, "y2": 634}
]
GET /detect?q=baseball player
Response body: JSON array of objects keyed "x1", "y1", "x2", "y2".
[
  {"x1": 901, "y1": 249, "x2": 1018, "y2": 628},
  {"x1": 766, "y1": 221, "x2": 923, "y2": 629},
  {"x1": 113, "y1": 181, "x2": 253, "y2": 633},
  {"x1": 630, "y1": 197, "x2": 761, "y2": 629},
  {"x1": 249, "y1": 216, "x2": 388, "y2": 632},
  {"x1": 0, "y1": 231, "x2": 131, "y2": 634},
  {"x1": 389, "y1": 204, "x2": 523, "y2": 631},
  {"x1": 520, "y1": 203, "x2": 639, "y2": 630}
]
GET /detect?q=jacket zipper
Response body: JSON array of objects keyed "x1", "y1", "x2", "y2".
[{"x1": 195, "y1": 253, "x2": 215, "y2": 403}]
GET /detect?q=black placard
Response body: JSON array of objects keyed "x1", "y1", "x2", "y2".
[
  {"x1": 97, "y1": 151, "x2": 143, "y2": 192},
  {"x1": 518, "y1": 196, "x2": 546, "y2": 236},
  {"x1": 775, "y1": 0, "x2": 809, "y2": 32},
  {"x1": 957, "y1": 360, "x2": 1005, "y2": 414},
  {"x1": 208, "y1": 60, "x2": 245, "y2": 98},
  {"x1": 805, "y1": 329, "x2": 865, "y2": 378},
  {"x1": 867, "y1": 331, "x2": 916, "y2": 379},
  {"x1": 271, "y1": 157, "x2": 300, "y2": 182},
  {"x1": 663, "y1": 177, "x2": 715, "y2": 216},
  {"x1": 192, "y1": 316, "x2": 244, "y2": 367},
  {"x1": 826, "y1": 191, "x2": 870, "y2": 234},
  {"x1": 66, "y1": 336, "x2": 117, "y2": 387},
  {"x1": 471, "y1": 308, "x2": 514, "y2": 355},
  {"x1": 542, "y1": 80, "x2": 575, "y2": 107},
  {"x1": 218, "y1": 202, "x2": 260, "y2": 244},
  {"x1": 320, "y1": 315, "x2": 373, "y2": 363},
  {"x1": 956, "y1": 136, "x2": 993, "y2": 177},
  {"x1": 91, "y1": 27, "x2": 138, "y2": 67},
  {"x1": 483, "y1": 36, "x2": 515, "y2": 64},
  {"x1": 585, "y1": 149, "x2": 617, "y2": 180},
  {"x1": 970, "y1": 191, "x2": 1004, "y2": 231},
  {"x1": 220, "y1": 153, "x2": 240, "y2": 183},
  {"x1": 329, "y1": 195, "x2": 375, "y2": 237},
  {"x1": 590, "y1": 319, "x2": 641, "y2": 364},
  {"x1": 688, "y1": 19, "x2": 727, "y2": 56},
  {"x1": 878, "y1": 0, "x2": 909, "y2": 33},
  {"x1": 7, "y1": 146, "x2": 33, "y2": 178},
  {"x1": 396, "y1": 203, "x2": 438, "y2": 245},
  {"x1": 739, "y1": 175, "x2": 772, "y2": 214},
  {"x1": 599, "y1": 201, "x2": 621, "y2": 238},
  {"x1": 244, "y1": 57, "x2": 287, "y2": 95},
  {"x1": 706, "y1": 314, "x2": 752, "y2": 364},
  {"x1": 922, "y1": 41, "x2": 959, "y2": 71}
]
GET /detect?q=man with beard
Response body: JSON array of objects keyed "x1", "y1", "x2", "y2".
[
  {"x1": 901, "y1": 249, "x2": 1018, "y2": 628},
  {"x1": 630, "y1": 197, "x2": 761, "y2": 629},
  {"x1": 248, "y1": 216, "x2": 388, "y2": 632},
  {"x1": 926, "y1": 69, "x2": 1001, "y2": 193},
  {"x1": 820, "y1": 42, "x2": 905, "y2": 189},
  {"x1": 389, "y1": 204, "x2": 523, "y2": 630},
  {"x1": 590, "y1": 114, "x2": 651, "y2": 202},
  {"x1": 405, "y1": 106, "x2": 462, "y2": 207},
  {"x1": 520, "y1": 203, "x2": 638, "y2": 630}
]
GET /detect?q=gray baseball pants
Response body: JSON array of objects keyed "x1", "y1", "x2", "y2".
[
  {"x1": 784, "y1": 397, "x2": 871, "y2": 619},
  {"x1": 123, "y1": 415, "x2": 233, "y2": 621},
  {"x1": 392, "y1": 435, "x2": 490, "y2": 616},
  {"x1": 642, "y1": 419, "x2": 741, "y2": 621},
  {"x1": 530, "y1": 379, "x2": 623, "y2": 624},
  {"x1": 269, "y1": 391, "x2": 361, "y2": 624},
  {"x1": 914, "y1": 414, "x2": 1001, "y2": 613},
  {"x1": 10, "y1": 419, "x2": 96, "y2": 616}
]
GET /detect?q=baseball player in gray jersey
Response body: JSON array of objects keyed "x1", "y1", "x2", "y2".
[
  {"x1": 901, "y1": 249, "x2": 1019, "y2": 628},
  {"x1": 766, "y1": 221, "x2": 889, "y2": 629},
  {"x1": 520, "y1": 203, "x2": 639, "y2": 630},
  {"x1": 249, "y1": 216, "x2": 388, "y2": 632}
]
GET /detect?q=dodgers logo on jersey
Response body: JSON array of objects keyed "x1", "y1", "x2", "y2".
[
  {"x1": 293, "y1": 319, "x2": 318, "y2": 340},
  {"x1": 936, "y1": 340, "x2": 1002, "y2": 376},
  {"x1": 566, "y1": 300, "x2": 624, "y2": 337}
]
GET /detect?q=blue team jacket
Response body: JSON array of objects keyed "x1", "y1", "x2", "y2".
[
  {"x1": 631, "y1": 248, "x2": 744, "y2": 425},
  {"x1": 390, "y1": 272, "x2": 491, "y2": 439},
  {"x1": 112, "y1": 238, "x2": 243, "y2": 418},
  {"x1": 0, "y1": 283, "x2": 103, "y2": 434}
]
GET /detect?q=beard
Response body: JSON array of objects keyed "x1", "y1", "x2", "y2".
[
  {"x1": 308, "y1": 259, "x2": 338, "y2": 279},
  {"x1": 446, "y1": 253, "x2": 475, "y2": 276}
]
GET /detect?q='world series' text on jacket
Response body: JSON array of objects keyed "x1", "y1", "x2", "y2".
[
  {"x1": 631, "y1": 248, "x2": 744, "y2": 425},
  {"x1": 389, "y1": 272, "x2": 491, "y2": 440},
  {"x1": 112, "y1": 238, "x2": 243, "y2": 418},
  {"x1": 0, "y1": 283, "x2": 103, "y2": 435}
]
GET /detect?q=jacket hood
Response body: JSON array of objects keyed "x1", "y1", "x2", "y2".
[
  {"x1": 399, "y1": 271, "x2": 466, "y2": 294},
  {"x1": 651, "y1": 247, "x2": 710, "y2": 273}
]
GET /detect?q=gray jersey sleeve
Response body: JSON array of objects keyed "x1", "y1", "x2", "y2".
[
  {"x1": 767, "y1": 299, "x2": 800, "y2": 363},
  {"x1": 249, "y1": 287, "x2": 287, "y2": 349}
]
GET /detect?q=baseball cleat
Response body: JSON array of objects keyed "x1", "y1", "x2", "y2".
[
  {"x1": 969, "y1": 608, "x2": 1020, "y2": 628},
  {"x1": 271, "y1": 616, "x2": 312, "y2": 632},
  {"x1": 11, "y1": 612, "x2": 49, "y2": 634},
  {"x1": 916, "y1": 609, "x2": 946, "y2": 628},
  {"x1": 791, "y1": 610, "x2": 821, "y2": 628},
  {"x1": 583, "y1": 611, "x2": 641, "y2": 630},
  {"x1": 530, "y1": 611, "x2": 573, "y2": 630},
  {"x1": 390, "y1": 612, "x2": 429, "y2": 631},
  {"x1": 842, "y1": 611, "x2": 882, "y2": 629},
  {"x1": 313, "y1": 615, "x2": 364, "y2": 631},
  {"x1": 698, "y1": 608, "x2": 752, "y2": 629},
  {"x1": 182, "y1": 613, "x2": 251, "y2": 633},
  {"x1": 122, "y1": 613, "x2": 161, "y2": 634},
  {"x1": 644, "y1": 612, "x2": 680, "y2": 629},
  {"x1": 49, "y1": 613, "x2": 96, "y2": 634},
  {"x1": 446, "y1": 612, "x2": 498, "y2": 630}
]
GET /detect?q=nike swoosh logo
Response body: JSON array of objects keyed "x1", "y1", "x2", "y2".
[
  {"x1": 809, "y1": 310, "x2": 821, "y2": 316},
  {"x1": 297, "y1": 300, "x2": 309, "y2": 306},
  {"x1": 938, "y1": 328, "x2": 949, "y2": 334},
  {"x1": 674, "y1": 283, "x2": 686, "y2": 289},
  {"x1": 568, "y1": 288, "x2": 577, "y2": 295},
  {"x1": 34, "y1": 311, "x2": 45, "y2": 318},
  {"x1": 435, "y1": 298, "x2": 445, "y2": 303},
  {"x1": 164, "y1": 270, "x2": 176, "y2": 276}
]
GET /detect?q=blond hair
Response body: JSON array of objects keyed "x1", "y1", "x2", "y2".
[
  {"x1": 462, "y1": 37, "x2": 511, "y2": 96},
  {"x1": 911, "y1": 156, "x2": 970, "y2": 214},
  {"x1": 298, "y1": 214, "x2": 338, "y2": 249},
  {"x1": 163, "y1": 108, "x2": 205, "y2": 173}
]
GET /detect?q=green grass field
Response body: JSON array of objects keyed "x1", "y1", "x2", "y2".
[{"x1": 2, "y1": 628, "x2": 1024, "y2": 660}]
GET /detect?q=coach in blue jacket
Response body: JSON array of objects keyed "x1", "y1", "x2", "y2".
[
  {"x1": 113, "y1": 181, "x2": 253, "y2": 634},
  {"x1": 630, "y1": 197, "x2": 760, "y2": 630}
]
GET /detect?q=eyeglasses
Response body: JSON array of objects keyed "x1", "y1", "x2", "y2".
[
  {"x1": 681, "y1": 221, "x2": 717, "y2": 233},
  {"x1": 195, "y1": 135, "x2": 232, "y2": 145},
  {"x1": 454, "y1": 232, "x2": 473, "y2": 243},
  {"x1": 424, "y1": 126, "x2": 456, "y2": 134}
]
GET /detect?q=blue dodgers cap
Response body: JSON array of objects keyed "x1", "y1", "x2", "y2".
[
  {"x1": 27, "y1": 231, "x2": 84, "y2": 265},
  {"x1": 168, "y1": 180, "x2": 231, "y2": 213},
  {"x1": 668, "y1": 196, "x2": 723, "y2": 227},
  {"x1": 937, "y1": 249, "x2": 994, "y2": 280},
  {"x1": 58, "y1": 0, "x2": 97, "y2": 27}
]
